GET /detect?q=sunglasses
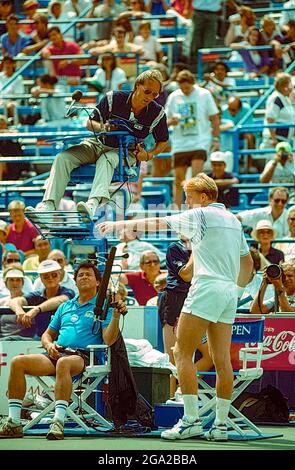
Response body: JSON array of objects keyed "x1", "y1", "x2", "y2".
[
  {"x1": 288, "y1": 217, "x2": 295, "y2": 221},
  {"x1": 144, "y1": 260, "x2": 160, "y2": 265},
  {"x1": 273, "y1": 198, "x2": 287, "y2": 204},
  {"x1": 6, "y1": 258, "x2": 20, "y2": 263}
]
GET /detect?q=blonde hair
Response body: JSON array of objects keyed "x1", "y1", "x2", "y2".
[
  {"x1": 183, "y1": 173, "x2": 218, "y2": 201},
  {"x1": 8, "y1": 200, "x2": 25, "y2": 211},
  {"x1": 134, "y1": 69, "x2": 163, "y2": 92},
  {"x1": 287, "y1": 206, "x2": 295, "y2": 218}
]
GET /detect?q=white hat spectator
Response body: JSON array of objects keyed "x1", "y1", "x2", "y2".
[
  {"x1": 4, "y1": 267, "x2": 25, "y2": 280},
  {"x1": 251, "y1": 219, "x2": 278, "y2": 241},
  {"x1": 210, "y1": 151, "x2": 227, "y2": 163},
  {"x1": 0, "y1": 220, "x2": 7, "y2": 232},
  {"x1": 38, "y1": 259, "x2": 61, "y2": 274}
]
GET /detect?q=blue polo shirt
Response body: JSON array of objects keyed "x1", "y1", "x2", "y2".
[
  {"x1": 24, "y1": 286, "x2": 75, "y2": 338},
  {"x1": 166, "y1": 240, "x2": 191, "y2": 294},
  {"x1": 48, "y1": 294, "x2": 112, "y2": 350},
  {"x1": 91, "y1": 91, "x2": 169, "y2": 148}
]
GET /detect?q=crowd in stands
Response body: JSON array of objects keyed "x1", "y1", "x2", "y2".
[{"x1": 0, "y1": 0, "x2": 294, "y2": 344}]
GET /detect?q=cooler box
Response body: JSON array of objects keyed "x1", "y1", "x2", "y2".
[{"x1": 131, "y1": 367, "x2": 170, "y2": 406}]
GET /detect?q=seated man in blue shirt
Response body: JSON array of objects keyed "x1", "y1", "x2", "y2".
[
  {"x1": 26, "y1": 69, "x2": 169, "y2": 221},
  {"x1": 0, "y1": 261, "x2": 127, "y2": 440},
  {"x1": 7, "y1": 259, "x2": 75, "y2": 339}
]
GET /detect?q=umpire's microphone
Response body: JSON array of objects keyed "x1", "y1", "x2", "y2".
[{"x1": 65, "y1": 90, "x2": 83, "y2": 117}]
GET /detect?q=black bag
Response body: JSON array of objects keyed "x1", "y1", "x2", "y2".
[{"x1": 233, "y1": 385, "x2": 290, "y2": 424}]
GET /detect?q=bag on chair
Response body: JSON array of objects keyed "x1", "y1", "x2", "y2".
[{"x1": 232, "y1": 384, "x2": 290, "y2": 424}]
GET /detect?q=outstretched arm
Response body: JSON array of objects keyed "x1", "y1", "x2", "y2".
[{"x1": 98, "y1": 217, "x2": 168, "y2": 237}]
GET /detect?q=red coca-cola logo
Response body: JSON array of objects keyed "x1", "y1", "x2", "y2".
[{"x1": 245, "y1": 330, "x2": 295, "y2": 361}]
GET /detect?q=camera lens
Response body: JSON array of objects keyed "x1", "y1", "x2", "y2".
[{"x1": 266, "y1": 264, "x2": 282, "y2": 279}]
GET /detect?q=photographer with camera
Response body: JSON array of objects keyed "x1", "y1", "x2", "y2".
[
  {"x1": 0, "y1": 261, "x2": 127, "y2": 440},
  {"x1": 251, "y1": 261, "x2": 295, "y2": 313},
  {"x1": 260, "y1": 142, "x2": 294, "y2": 184}
]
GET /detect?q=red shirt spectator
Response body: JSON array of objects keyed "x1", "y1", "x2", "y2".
[
  {"x1": 42, "y1": 26, "x2": 85, "y2": 78},
  {"x1": 120, "y1": 250, "x2": 162, "y2": 305},
  {"x1": 6, "y1": 200, "x2": 38, "y2": 256}
]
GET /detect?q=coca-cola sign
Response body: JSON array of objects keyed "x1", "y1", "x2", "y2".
[{"x1": 231, "y1": 317, "x2": 295, "y2": 371}]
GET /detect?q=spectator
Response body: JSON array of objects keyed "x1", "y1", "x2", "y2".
[
  {"x1": 276, "y1": 19, "x2": 295, "y2": 67},
  {"x1": 31, "y1": 74, "x2": 66, "y2": 123},
  {"x1": 88, "y1": 25, "x2": 143, "y2": 80},
  {"x1": 0, "y1": 56, "x2": 24, "y2": 121},
  {"x1": 190, "y1": 0, "x2": 222, "y2": 58},
  {"x1": 237, "y1": 246, "x2": 273, "y2": 309},
  {"x1": 261, "y1": 73, "x2": 295, "y2": 149},
  {"x1": 85, "y1": 52, "x2": 127, "y2": 93},
  {"x1": 146, "y1": 272, "x2": 167, "y2": 306},
  {"x1": 0, "y1": 0, "x2": 14, "y2": 37},
  {"x1": 260, "y1": 142, "x2": 295, "y2": 184},
  {"x1": 119, "y1": 0, "x2": 147, "y2": 35},
  {"x1": 23, "y1": 235, "x2": 51, "y2": 270},
  {"x1": 251, "y1": 261, "x2": 295, "y2": 313},
  {"x1": 171, "y1": 0, "x2": 193, "y2": 19},
  {"x1": 232, "y1": 26, "x2": 271, "y2": 77},
  {"x1": 63, "y1": 0, "x2": 90, "y2": 17},
  {"x1": 22, "y1": 12, "x2": 49, "y2": 55},
  {"x1": 251, "y1": 219, "x2": 284, "y2": 265},
  {"x1": 9, "y1": 259, "x2": 75, "y2": 339},
  {"x1": 134, "y1": 20, "x2": 163, "y2": 64},
  {"x1": 33, "y1": 249, "x2": 78, "y2": 294},
  {"x1": 82, "y1": 0, "x2": 124, "y2": 43},
  {"x1": 276, "y1": 206, "x2": 295, "y2": 262},
  {"x1": 237, "y1": 187, "x2": 289, "y2": 239},
  {"x1": 225, "y1": 5, "x2": 256, "y2": 46},
  {"x1": 0, "y1": 251, "x2": 33, "y2": 297},
  {"x1": 41, "y1": 26, "x2": 88, "y2": 85},
  {"x1": 164, "y1": 61, "x2": 187, "y2": 95},
  {"x1": 203, "y1": 61, "x2": 236, "y2": 102},
  {"x1": 146, "y1": 0, "x2": 170, "y2": 15},
  {"x1": 260, "y1": 15, "x2": 281, "y2": 44},
  {"x1": 0, "y1": 219, "x2": 9, "y2": 248},
  {"x1": 48, "y1": 0, "x2": 69, "y2": 36},
  {"x1": 0, "y1": 266, "x2": 27, "y2": 338},
  {"x1": 207, "y1": 151, "x2": 239, "y2": 208},
  {"x1": 0, "y1": 14, "x2": 30, "y2": 56},
  {"x1": 6, "y1": 200, "x2": 39, "y2": 258},
  {"x1": 115, "y1": 228, "x2": 166, "y2": 270},
  {"x1": 221, "y1": 96, "x2": 256, "y2": 172},
  {"x1": 119, "y1": 250, "x2": 162, "y2": 305},
  {"x1": 279, "y1": 0, "x2": 295, "y2": 28},
  {"x1": 165, "y1": 69, "x2": 220, "y2": 207},
  {"x1": 0, "y1": 265, "x2": 24, "y2": 303},
  {"x1": 19, "y1": 0, "x2": 40, "y2": 35}
]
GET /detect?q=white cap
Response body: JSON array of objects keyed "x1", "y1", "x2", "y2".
[
  {"x1": 4, "y1": 268, "x2": 24, "y2": 279},
  {"x1": 38, "y1": 259, "x2": 61, "y2": 274},
  {"x1": 0, "y1": 219, "x2": 7, "y2": 232},
  {"x1": 210, "y1": 151, "x2": 227, "y2": 163}
]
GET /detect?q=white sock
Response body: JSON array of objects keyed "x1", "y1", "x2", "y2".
[
  {"x1": 182, "y1": 394, "x2": 199, "y2": 423},
  {"x1": 215, "y1": 397, "x2": 231, "y2": 426},
  {"x1": 54, "y1": 400, "x2": 68, "y2": 423},
  {"x1": 8, "y1": 399, "x2": 22, "y2": 425}
]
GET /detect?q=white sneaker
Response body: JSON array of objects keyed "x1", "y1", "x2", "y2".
[
  {"x1": 77, "y1": 201, "x2": 98, "y2": 220},
  {"x1": 205, "y1": 424, "x2": 228, "y2": 441},
  {"x1": 161, "y1": 418, "x2": 203, "y2": 440},
  {"x1": 26, "y1": 201, "x2": 55, "y2": 213}
]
